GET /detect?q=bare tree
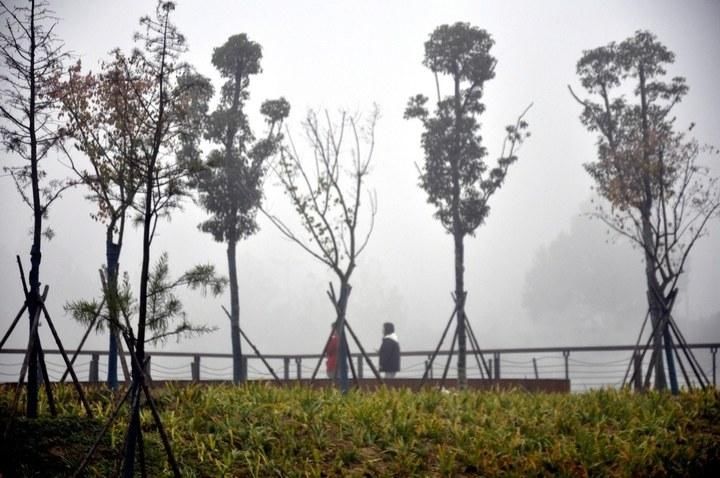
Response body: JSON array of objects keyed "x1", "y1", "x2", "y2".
[
  {"x1": 266, "y1": 108, "x2": 378, "y2": 392},
  {"x1": 0, "y1": 0, "x2": 71, "y2": 418}
]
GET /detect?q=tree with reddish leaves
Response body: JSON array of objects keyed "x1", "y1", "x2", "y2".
[
  {"x1": 571, "y1": 30, "x2": 720, "y2": 392},
  {"x1": 55, "y1": 51, "x2": 147, "y2": 389}
]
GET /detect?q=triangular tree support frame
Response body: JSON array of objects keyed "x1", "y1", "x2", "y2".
[
  {"x1": 420, "y1": 292, "x2": 491, "y2": 388},
  {"x1": 73, "y1": 326, "x2": 182, "y2": 477},
  {"x1": 309, "y1": 283, "x2": 383, "y2": 389},
  {"x1": 0, "y1": 256, "x2": 92, "y2": 424},
  {"x1": 622, "y1": 300, "x2": 710, "y2": 393},
  {"x1": 75, "y1": 300, "x2": 284, "y2": 476}
]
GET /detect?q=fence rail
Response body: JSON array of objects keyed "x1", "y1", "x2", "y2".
[{"x1": 1, "y1": 343, "x2": 717, "y2": 392}]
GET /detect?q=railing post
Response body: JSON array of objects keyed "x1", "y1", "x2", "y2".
[
  {"x1": 425, "y1": 355, "x2": 433, "y2": 379},
  {"x1": 711, "y1": 347, "x2": 717, "y2": 387},
  {"x1": 532, "y1": 357, "x2": 539, "y2": 379},
  {"x1": 295, "y1": 357, "x2": 302, "y2": 380},
  {"x1": 144, "y1": 355, "x2": 152, "y2": 382},
  {"x1": 89, "y1": 353, "x2": 99, "y2": 383},
  {"x1": 493, "y1": 352, "x2": 501, "y2": 380},
  {"x1": 241, "y1": 356, "x2": 248, "y2": 381},
  {"x1": 633, "y1": 352, "x2": 643, "y2": 392},
  {"x1": 191, "y1": 354, "x2": 200, "y2": 382},
  {"x1": 488, "y1": 358, "x2": 493, "y2": 379},
  {"x1": 357, "y1": 355, "x2": 363, "y2": 379},
  {"x1": 283, "y1": 357, "x2": 290, "y2": 380},
  {"x1": 563, "y1": 350, "x2": 570, "y2": 381}
]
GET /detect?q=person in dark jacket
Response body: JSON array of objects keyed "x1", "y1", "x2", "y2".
[{"x1": 379, "y1": 322, "x2": 400, "y2": 378}]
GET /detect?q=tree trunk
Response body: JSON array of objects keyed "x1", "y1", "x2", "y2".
[
  {"x1": 638, "y1": 63, "x2": 668, "y2": 391},
  {"x1": 227, "y1": 238, "x2": 243, "y2": 383},
  {"x1": 123, "y1": 9, "x2": 169, "y2": 476},
  {"x1": 123, "y1": 166, "x2": 154, "y2": 477},
  {"x1": 452, "y1": 74, "x2": 467, "y2": 388},
  {"x1": 26, "y1": 0, "x2": 41, "y2": 419},
  {"x1": 642, "y1": 215, "x2": 667, "y2": 391},
  {"x1": 106, "y1": 239, "x2": 121, "y2": 390},
  {"x1": 336, "y1": 281, "x2": 351, "y2": 394},
  {"x1": 662, "y1": 321, "x2": 679, "y2": 394},
  {"x1": 453, "y1": 231, "x2": 466, "y2": 387}
]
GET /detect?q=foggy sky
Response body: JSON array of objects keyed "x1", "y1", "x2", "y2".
[{"x1": 1, "y1": 0, "x2": 719, "y2": 364}]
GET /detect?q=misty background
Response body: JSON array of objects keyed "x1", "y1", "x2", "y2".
[{"x1": 1, "y1": 1, "x2": 719, "y2": 380}]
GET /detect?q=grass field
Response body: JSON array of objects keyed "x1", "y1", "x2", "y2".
[{"x1": 1, "y1": 383, "x2": 719, "y2": 477}]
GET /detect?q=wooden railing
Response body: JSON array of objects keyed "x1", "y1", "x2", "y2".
[{"x1": 1, "y1": 343, "x2": 717, "y2": 391}]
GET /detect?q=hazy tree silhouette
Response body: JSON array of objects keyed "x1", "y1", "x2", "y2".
[
  {"x1": 193, "y1": 34, "x2": 289, "y2": 383},
  {"x1": 571, "y1": 30, "x2": 720, "y2": 392},
  {"x1": 0, "y1": 0, "x2": 71, "y2": 417},
  {"x1": 522, "y1": 204, "x2": 645, "y2": 339},
  {"x1": 405, "y1": 23, "x2": 530, "y2": 386}
]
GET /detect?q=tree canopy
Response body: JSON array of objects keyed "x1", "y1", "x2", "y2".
[{"x1": 405, "y1": 22, "x2": 529, "y2": 237}]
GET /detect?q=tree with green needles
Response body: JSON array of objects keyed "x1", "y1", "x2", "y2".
[{"x1": 111, "y1": 2, "x2": 217, "y2": 476}]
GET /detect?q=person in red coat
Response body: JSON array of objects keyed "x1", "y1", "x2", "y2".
[{"x1": 326, "y1": 321, "x2": 339, "y2": 379}]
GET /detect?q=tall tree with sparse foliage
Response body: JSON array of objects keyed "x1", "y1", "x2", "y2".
[
  {"x1": 194, "y1": 34, "x2": 289, "y2": 383},
  {"x1": 116, "y1": 2, "x2": 214, "y2": 475},
  {"x1": 267, "y1": 108, "x2": 378, "y2": 393},
  {"x1": 571, "y1": 30, "x2": 720, "y2": 392},
  {"x1": 405, "y1": 22, "x2": 530, "y2": 387},
  {"x1": 0, "y1": 0, "x2": 71, "y2": 418}
]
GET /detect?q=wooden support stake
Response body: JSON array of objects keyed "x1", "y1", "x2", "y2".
[
  {"x1": 343, "y1": 318, "x2": 383, "y2": 382},
  {"x1": 61, "y1": 298, "x2": 106, "y2": 382},
  {"x1": 116, "y1": 330, "x2": 131, "y2": 383},
  {"x1": 633, "y1": 352, "x2": 643, "y2": 392},
  {"x1": 9, "y1": 286, "x2": 47, "y2": 419},
  {"x1": 72, "y1": 384, "x2": 134, "y2": 478},
  {"x1": 40, "y1": 301, "x2": 93, "y2": 417},
  {"x1": 420, "y1": 307, "x2": 457, "y2": 385},
  {"x1": 441, "y1": 330, "x2": 458, "y2": 388},
  {"x1": 464, "y1": 315, "x2": 491, "y2": 377},
  {"x1": 120, "y1": 334, "x2": 181, "y2": 478},
  {"x1": 221, "y1": 306, "x2": 279, "y2": 381},
  {"x1": 0, "y1": 302, "x2": 28, "y2": 351},
  {"x1": 37, "y1": 339, "x2": 57, "y2": 416}
]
